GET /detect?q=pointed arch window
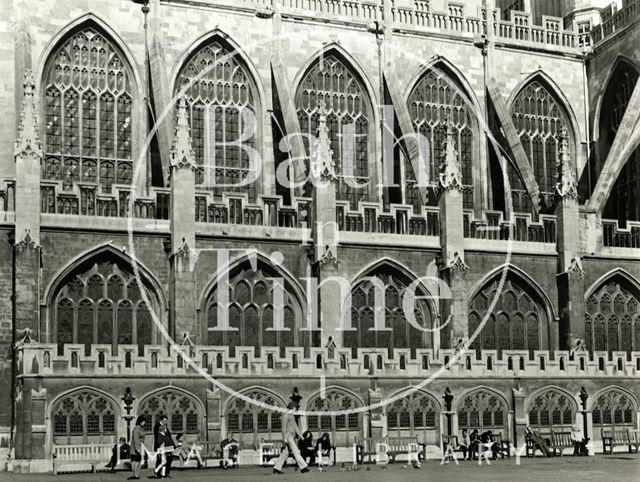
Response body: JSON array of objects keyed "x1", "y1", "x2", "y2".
[
  {"x1": 176, "y1": 39, "x2": 258, "y2": 199},
  {"x1": 206, "y1": 261, "x2": 306, "y2": 356},
  {"x1": 51, "y1": 389, "x2": 117, "y2": 444},
  {"x1": 53, "y1": 256, "x2": 162, "y2": 355},
  {"x1": 295, "y1": 54, "x2": 372, "y2": 208},
  {"x1": 138, "y1": 389, "x2": 201, "y2": 438},
  {"x1": 386, "y1": 390, "x2": 439, "y2": 438},
  {"x1": 407, "y1": 68, "x2": 475, "y2": 210},
  {"x1": 510, "y1": 80, "x2": 574, "y2": 212},
  {"x1": 306, "y1": 389, "x2": 361, "y2": 447},
  {"x1": 42, "y1": 27, "x2": 134, "y2": 192},
  {"x1": 592, "y1": 389, "x2": 636, "y2": 432},
  {"x1": 585, "y1": 276, "x2": 640, "y2": 354},
  {"x1": 468, "y1": 276, "x2": 548, "y2": 353},
  {"x1": 600, "y1": 60, "x2": 640, "y2": 224},
  {"x1": 457, "y1": 389, "x2": 507, "y2": 434},
  {"x1": 528, "y1": 390, "x2": 575, "y2": 433},
  {"x1": 345, "y1": 268, "x2": 434, "y2": 357},
  {"x1": 225, "y1": 390, "x2": 284, "y2": 447}
]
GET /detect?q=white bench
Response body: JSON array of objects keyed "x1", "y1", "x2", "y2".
[{"x1": 53, "y1": 443, "x2": 130, "y2": 474}]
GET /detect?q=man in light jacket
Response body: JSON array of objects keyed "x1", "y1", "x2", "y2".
[{"x1": 273, "y1": 400, "x2": 310, "y2": 474}]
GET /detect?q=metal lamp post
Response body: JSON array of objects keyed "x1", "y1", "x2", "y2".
[
  {"x1": 579, "y1": 387, "x2": 589, "y2": 441},
  {"x1": 443, "y1": 387, "x2": 454, "y2": 436},
  {"x1": 122, "y1": 387, "x2": 136, "y2": 442}
]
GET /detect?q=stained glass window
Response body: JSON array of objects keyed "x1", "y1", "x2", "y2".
[
  {"x1": 176, "y1": 40, "x2": 257, "y2": 199},
  {"x1": 408, "y1": 68, "x2": 475, "y2": 209},
  {"x1": 295, "y1": 54, "x2": 371, "y2": 209},
  {"x1": 469, "y1": 276, "x2": 547, "y2": 352},
  {"x1": 585, "y1": 276, "x2": 640, "y2": 353},
  {"x1": 43, "y1": 27, "x2": 134, "y2": 191},
  {"x1": 510, "y1": 80, "x2": 573, "y2": 212}
]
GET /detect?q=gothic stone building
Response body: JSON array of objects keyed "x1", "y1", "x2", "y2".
[{"x1": 2, "y1": 0, "x2": 640, "y2": 472}]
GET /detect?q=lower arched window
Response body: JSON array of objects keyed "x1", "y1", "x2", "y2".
[
  {"x1": 386, "y1": 390, "x2": 439, "y2": 443},
  {"x1": 591, "y1": 389, "x2": 636, "y2": 437},
  {"x1": 51, "y1": 389, "x2": 117, "y2": 444},
  {"x1": 138, "y1": 389, "x2": 201, "y2": 440},
  {"x1": 306, "y1": 389, "x2": 362, "y2": 447},
  {"x1": 528, "y1": 389, "x2": 575, "y2": 434},
  {"x1": 225, "y1": 389, "x2": 284, "y2": 448},
  {"x1": 457, "y1": 389, "x2": 508, "y2": 435}
]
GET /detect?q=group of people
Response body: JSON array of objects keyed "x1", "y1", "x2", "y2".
[{"x1": 452, "y1": 429, "x2": 506, "y2": 461}]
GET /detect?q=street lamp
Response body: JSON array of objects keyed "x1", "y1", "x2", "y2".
[
  {"x1": 579, "y1": 387, "x2": 589, "y2": 441},
  {"x1": 122, "y1": 387, "x2": 136, "y2": 442},
  {"x1": 443, "y1": 387, "x2": 454, "y2": 436}
]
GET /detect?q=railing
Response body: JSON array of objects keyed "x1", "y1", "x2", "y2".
[
  {"x1": 0, "y1": 180, "x2": 15, "y2": 212},
  {"x1": 464, "y1": 210, "x2": 557, "y2": 244},
  {"x1": 591, "y1": 0, "x2": 640, "y2": 45},
  {"x1": 187, "y1": 0, "x2": 580, "y2": 53},
  {"x1": 602, "y1": 219, "x2": 640, "y2": 248},
  {"x1": 20, "y1": 343, "x2": 640, "y2": 379},
  {"x1": 336, "y1": 202, "x2": 439, "y2": 236},
  {"x1": 195, "y1": 193, "x2": 310, "y2": 229},
  {"x1": 40, "y1": 182, "x2": 170, "y2": 220}
]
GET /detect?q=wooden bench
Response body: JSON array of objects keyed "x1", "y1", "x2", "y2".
[
  {"x1": 525, "y1": 434, "x2": 552, "y2": 458},
  {"x1": 441, "y1": 435, "x2": 466, "y2": 460},
  {"x1": 549, "y1": 432, "x2": 573, "y2": 456},
  {"x1": 172, "y1": 441, "x2": 239, "y2": 469},
  {"x1": 356, "y1": 436, "x2": 423, "y2": 464},
  {"x1": 260, "y1": 439, "x2": 335, "y2": 467},
  {"x1": 602, "y1": 428, "x2": 640, "y2": 454},
  {"x1": 628, "y1": 430, "x2": 640, "y2": 454},
  {"x1": 53, "y1": 443, "x2": 129, "y2": 474},
  {"x1": 490, "y1": 433, "x2": 511, "y2": 459}
]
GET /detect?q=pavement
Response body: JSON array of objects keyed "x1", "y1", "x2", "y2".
[{"x1": 1, "y1": 455, "x2": 639, "y2": 482}]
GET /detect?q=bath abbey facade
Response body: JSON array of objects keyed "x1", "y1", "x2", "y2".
[{"x1": 1, "y1": 0, "x2": 640, "y2": 471}]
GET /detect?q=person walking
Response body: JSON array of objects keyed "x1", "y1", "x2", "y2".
[
  {"x1": 129, "y1": 416, "x2": 146, "y2": 480},
  {"x1": 153, "y1": 415, "x2": 176, "y2": 478},
  {"x1": 273, "y1": 401, "x2": 310, "y2": 474}
]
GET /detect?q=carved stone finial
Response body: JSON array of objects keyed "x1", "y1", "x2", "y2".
[
  {"x1": 555, "y1": 126, "x2": 578, "y2": 200},
  {"x1": 447, "y1": 251, "x2": 469, "y2": 271},
  {"x1": 310, "y1": 101, "x2": 337, "y2": 182},
  {"x1": 170, "y1": 97, "x2": 196, "y2": 172},
  {"x1": 438, "y1": 116, "x2": 463, "y2": 191},
  {"x1": 15, "y1": 229, "x2": 39, "y2": 253},
  {"x1": 14, "y1": 70, "x2": 42, "y2": 159}
]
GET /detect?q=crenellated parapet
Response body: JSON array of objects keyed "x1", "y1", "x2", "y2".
[{"x1": 19, "y1": 343, "x2": 640, "y2": 380}]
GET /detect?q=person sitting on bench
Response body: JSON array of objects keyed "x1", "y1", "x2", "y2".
[
  {"x1": 468, "y1": 429, "x2": 480, "y2": 459},
  {"x1": 457, "y1": 429, "x2": 470, "y2": 460},
  {"x1": 571, "y1": 425, "x2": 589, "y2": 456},
  {"x1": 220, "y1": 432, "x2": 239, "y2": 468},
  {"x1": 298, "y1": 431, "x2": 316, "y2": 466},
  {"x1": 526, "y1": 426, "x2": 552, "y2": 457},
  {"x1": 316, "y1": 432, "x2": 333, "y2": 465},
  {"x1": 106, "y1": 437, "x2": 130, "y2": 472}
]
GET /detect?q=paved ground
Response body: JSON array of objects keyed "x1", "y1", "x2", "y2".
[{"x1": 1, "y1": 456, "x2": 639, "y2": 482}]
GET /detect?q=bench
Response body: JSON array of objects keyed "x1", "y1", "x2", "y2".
[
  {"x1": 260, "y1": 439, "x2": 336, "y2": 467},
  {"x1": 441, "y1": 435, "x2": 466, "y2": 460},
  {"x1": 602, "y1": 428, "x2": 640, "y2": 454},
  {"x1": 53, "y1": 443, "x2": 129, "y2": 474},
  {"x1": 172, "y1": 441, "x2": 239, "y2": 469},
  {"x1": 490, "y1": 433, "x2": 511, "y2": 459},
  {"x1": 356, "y1": 436, "x2": 424, "y2": 464},
  {"x1": 548, "y1": 432, "x2": 573, "y2": 456},
  {"x1": 525, "y1": 434, "x2": 552, "y2": 457}
]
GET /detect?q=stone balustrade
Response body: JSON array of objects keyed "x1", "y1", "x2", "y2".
[
  {"x1": 336, "y1": 201, "x2": 440, "y2": 236},
  {"x1": 591, "y1": 0, "x2": 640, "y2": 45},
  {"x1": 464, "y1": 210, "x2": 557, "y2": 244},
  {"x1": 40, "y1": 181, "x2": 170, "y2": 220},
  {"x1": 186, "y1": 0, "x2": 581, "y2": 54},
  {"x1": 0, "y1": 179, "x2": 15, "y2": 212},
  {"x1": 20, "y1": 342, "x2": 640, "y2": 379},
  {"x1": 602, "y1": 218, "x2": 640, "y2": 249}
]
